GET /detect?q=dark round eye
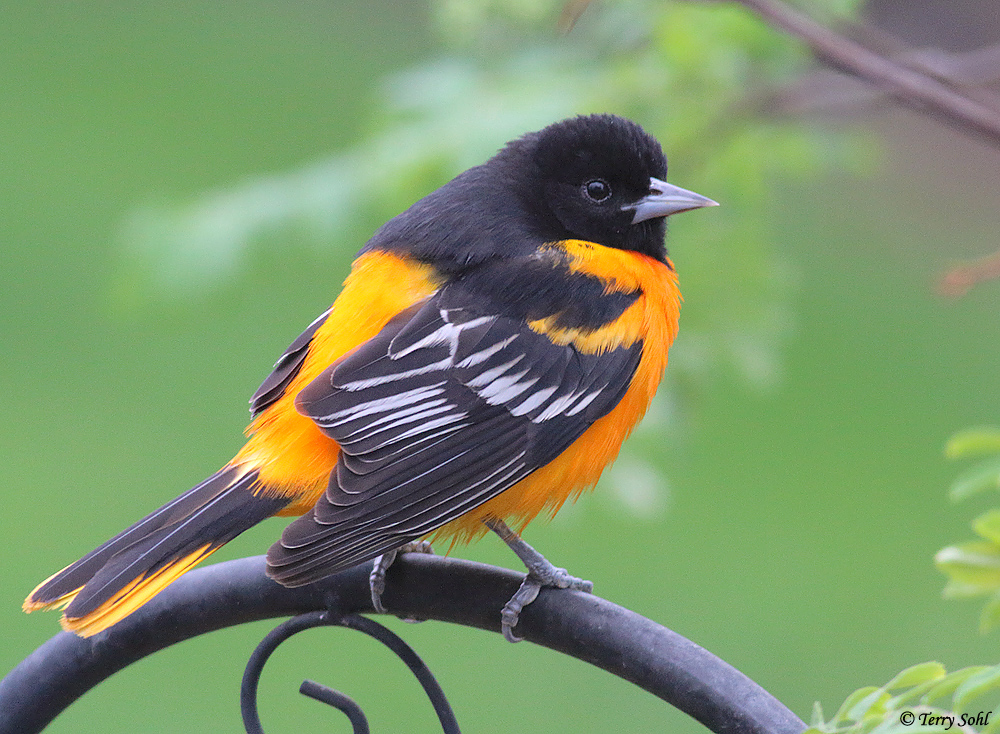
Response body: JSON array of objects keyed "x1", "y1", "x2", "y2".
[{"x1": 583, "y1": 179, "x2": 611, "y2": 202}]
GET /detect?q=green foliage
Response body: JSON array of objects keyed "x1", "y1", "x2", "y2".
[
  {"x1": 121, "y1": 0, "x2": 873, "y2": 392},
  {"x1": 808, "y1": 663, "x2": 1000, "y2": 734},
  {"x1": 949, "y1": 458, "x2": 1000, "y2": 502},
  {"x1": 937, "y1": 427, "x2": 1000, "y2": 631}
]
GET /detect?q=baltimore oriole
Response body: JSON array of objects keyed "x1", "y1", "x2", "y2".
[{"x1": 24, "y1": 114, "x2": 716, "y2": 641}]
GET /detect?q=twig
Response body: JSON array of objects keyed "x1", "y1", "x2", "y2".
[
  {"x1": 768, "y1": 42, "x2": 1000, "y2": 116},
  {"x1": 703, "y1": 0, "x2": 1000, "y2": 149}
]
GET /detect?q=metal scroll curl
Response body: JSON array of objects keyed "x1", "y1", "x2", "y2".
[{"x1": 241, "y1": 610, "x2": 460, "y2": 734}]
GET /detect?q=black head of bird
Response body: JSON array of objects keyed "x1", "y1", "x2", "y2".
[{"x1": 367, "y1": 113, "x2": 717, "y2": 267}]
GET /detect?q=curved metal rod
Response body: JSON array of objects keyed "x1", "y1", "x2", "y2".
[
  {"x1": 240, "y1": 611, "x2": 459, "y2": 734},
  {"x1": 339, "y1": 614, "x2": 461, "y2": 733},
  {"x1": 299, "y1": 680, "x2": 370, "y2": 734},
  {"x1": 241, "y1": 612, "x2": 368, "y2": 734},
  {"x1": 0, "y1": 555, "x2": 806, "y2": 734}
]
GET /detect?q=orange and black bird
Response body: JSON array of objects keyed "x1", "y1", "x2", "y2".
[{"x1": 24, "y1": 114, "x2": 716, "y2": 641}]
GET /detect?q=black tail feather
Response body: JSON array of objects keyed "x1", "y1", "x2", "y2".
[{"x1": 27, "y1": 466, "x2": 289, "y2": 621}]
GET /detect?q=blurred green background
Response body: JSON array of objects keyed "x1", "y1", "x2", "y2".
[{"x1": 4, "y1": 1, "x2": 1000, "y2": 732}]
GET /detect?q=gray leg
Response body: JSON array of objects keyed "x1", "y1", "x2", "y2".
[
  {"x1": 370, "y1": 540, "x2": 434, "y2": 613},
  {"x1": 484, "y1": 518, "x2": 593, "y2": 643}
]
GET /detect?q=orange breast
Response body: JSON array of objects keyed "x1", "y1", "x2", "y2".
[
  {"x1": 435, "y1": 240, "x2": 681, "y2": 542},
  {"x1": 236, "y1": 241, "x2": 680, "y2": 538},
  {"x1": 234, "y1": 251, "x2": 441, "y2": 515}
]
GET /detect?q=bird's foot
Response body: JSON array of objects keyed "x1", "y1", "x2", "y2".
[
  {"x1": 483, "y1": 518, "x2": 593, "y2": 643},
  {"x1": 369, "y1": 541, "x2": 434, "y2": 614}
]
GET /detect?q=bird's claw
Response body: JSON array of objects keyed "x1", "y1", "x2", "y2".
[
  {"x1": 501, "y1": 576, "x2": 542, "y2": 643},
  {"x1": 369, "y1": 550, "x2": 396, "y2": 613},
  {"x1": 544, "y1": 566, "x2": 593, "y2": 592},
  {"x1": 501, "y1": 568, "x2": 593, "y2": 643},
  {"x1": 483, "y1": 517, "x2": 594, "y2": 642},
  {"x1": 370, "y1": 541, "x2": 435, "y2": 614}
]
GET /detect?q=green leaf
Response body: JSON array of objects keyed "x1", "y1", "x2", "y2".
[
  {"x1": 847, "y1": 688, "x2": 891, "y2": 722},
  {"x1": 946, "y1": 428, "x2": 1000, "y2": 460},
  {"x1": 833, "y1": 686, "x2": 881, "y2": 725},
  {"x1": 974, "y1": 510, "x2": 1000, "y2": 544},
  {"x1": 982, "y1": 710, "x2": 1000, "y2": 734},
  {"x1": 949, "y1": 456, "x2": 1000, "y2": 501},
  {"x1": 979, "y1": 594, "x2": 1000, "y2": 633},
  {"x1": 884, "y1": 662, "x2": 947, "y2": 691},
  {"x1": 890, "y1": 678, "x2": 950, "y2": 709},
  {"x1": 868, "y1": 721, "x2": 932, "y2": 734},
  {"x1": 864, "y1": 716, "x2": 897, "y2": 734},
  {"x1": 922, "y1": 666, "x2": 990, "y2": 705},
  {"x1": 867, "y1": 712, "x2": 961, "y2": 734},
  {"x1": 935, "y1": 542, "x2": 1000, "y2": 596},
  {"x1": 811, "y1": 701, "x2": 826, "y2": 728},
  {"x1": 954, "y1": 664, "x2": 1000, "y2": 710}
]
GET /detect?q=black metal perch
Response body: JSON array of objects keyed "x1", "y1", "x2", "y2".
[{"x1": 0, "y1": 554, "x2": 806, "y2": 734}]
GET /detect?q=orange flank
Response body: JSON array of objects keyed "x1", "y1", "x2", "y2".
[{"x1": 236, "y1": 251, "x2": 441, "y2": 515}]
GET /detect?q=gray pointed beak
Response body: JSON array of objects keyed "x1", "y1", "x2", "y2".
[{"x1": 626, "y1": 177, "x2": 719, "y2": 224}]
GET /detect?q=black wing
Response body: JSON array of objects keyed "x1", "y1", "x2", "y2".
[
  {"x1": 249, "y1": 308, "x2": 331, "y2": 417},
  {"x1": 267, "y1": 287, "x2": 642, "y2": 586}
]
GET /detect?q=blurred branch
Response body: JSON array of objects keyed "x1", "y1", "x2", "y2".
[
  {"x1": 685, "y1": 0, "x2": 1000, "y2": 300},
  {"x1": 767, "y1": 42, "x2": 1000, "y2": 116},
  {"x1": 0, "y1": 555, "x2": 806, "y2": 734},
  {"x1": 938, "y1": 249, "x2": 1000, "y2": 298},
  {"x1": 697, "y1": 0, "x2": 1000, "y2": 149}
]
